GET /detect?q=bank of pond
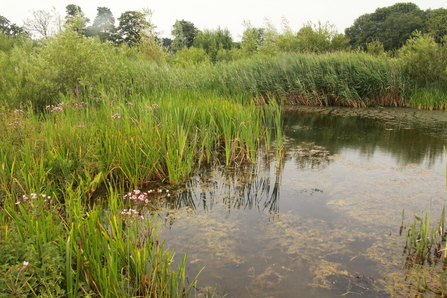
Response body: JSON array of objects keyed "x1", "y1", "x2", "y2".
[{"x1": 2, "y1": 46, "x2": 447, "y2": 296}]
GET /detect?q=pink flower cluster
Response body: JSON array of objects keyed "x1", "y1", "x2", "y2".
[
  {"x1": 8, "y1": 118, "x2": 20, "y2": 128},
  {"x1": 15, "y1": 193, "x2": 52, "y2": 205},
  {"x1": 46, "y1": 104, "x2": 64, "y2": 113},
  {"x1": 120, "y1": 208, "x2": 143, "y2": 220},
  {"x1": 14, "y1": 193, "x2": 54, "y2": 215},
  {"x1": 111, "y1": 113, "x2": 121, "y2": 119},
  {"x1": 121, "y1": 189, "x2": 171, "y2": 220},
  {"x1": 123, "y1": 189, "x2": 150, "y2": 203}
]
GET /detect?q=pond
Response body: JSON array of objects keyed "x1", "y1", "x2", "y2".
[{"x1": 158, "y1": 106, "x2": 447, "y2": 297}]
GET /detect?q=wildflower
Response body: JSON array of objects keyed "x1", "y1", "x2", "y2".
[
  {"x1": 111, "y1": 113, "x2": 121, "y2": 119},
  {"x1": 77, "y1": 125, "x2": 85, "y2": 129},
  {"x1": 23, "y1": 261, "x2": 29, "y2": 267},
  {"x1": 15, "y1": 201, "x2": 20, "y2": 205},
  {"x1": 126, "y1": 102, "x2": 133, "y2": 105}
]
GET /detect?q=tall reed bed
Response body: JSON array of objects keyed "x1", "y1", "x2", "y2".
[
  {"x1": 124, "y1": 52, "x2": 404, "y2": 108},
  {"x1": 0, "y1": 89, "x2": 279, "y2": 296},
  {"x1": 0, "y1": 33, "x2": 406, "y2": 111}
]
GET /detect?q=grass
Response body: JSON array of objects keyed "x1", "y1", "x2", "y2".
[
  {"x1": 400, "y1": 205, "x2": 447, "y2": 296},
  {"x1": 0, "y1": 87, "x2": 281, "y2": 297}
]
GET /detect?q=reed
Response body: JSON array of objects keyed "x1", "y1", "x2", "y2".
[
  {"x1": 403, "y1": 206, "x2": 446, "y2": 266},
  {"x1": 0, "y1": 84, "x2": 278, "y2": 296},
  {"x1": 400, "y1": 205, "x2": 447, "y2": 296}
]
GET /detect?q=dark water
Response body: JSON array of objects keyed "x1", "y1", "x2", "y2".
[{"x1": 159, "y1": 106, "x2": 447, "y2": 297}]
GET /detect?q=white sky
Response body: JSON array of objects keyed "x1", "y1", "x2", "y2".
[{"x1": 1, "y1": 0, "x2": 446, "y2": 41}]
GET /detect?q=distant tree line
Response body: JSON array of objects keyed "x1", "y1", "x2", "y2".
[{"x1": 1, "y1": 2, "x2": 446, "y2": 62}]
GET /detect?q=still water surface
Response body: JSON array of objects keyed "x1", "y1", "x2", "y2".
[{"x1": 159, "y1": 106, "x2": 447, "y2": 297}]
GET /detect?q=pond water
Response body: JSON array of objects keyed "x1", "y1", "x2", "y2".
[{"x1": 159, "y1": 106, "x2": 447, "y2": 297}]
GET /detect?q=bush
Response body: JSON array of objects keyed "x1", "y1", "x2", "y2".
[{"x1": 397, "y1": 32, "x2": 447, "y2": 87}]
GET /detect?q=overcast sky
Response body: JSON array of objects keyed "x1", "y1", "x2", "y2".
[{"x1": 1, "y1": 0, "x2": 446, "y2": 40}]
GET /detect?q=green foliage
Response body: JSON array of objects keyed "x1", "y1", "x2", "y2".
[
  {"x1": 0, "y1": 15, "x2": 25, "y2": 36},
  {"x1": 64, "y1": 5, "x2": 89, "y2": 35},
  {"x1": 1, "y1": 27, "x2": 128, "y2": 109},
  {"x1": 116, "y1": 10, "x2": 152, "y2": 45},
  {"x1": 88, "y1": 7, "x2": 116, "y2": 42},
  {"x1": 401, "y1": 206, "x2": 447, "y2": 296},
  {"x1": 241, "y1": 21, "x2": 264, "y2": 56},
  {"x1": 193, "y1": 27, "x2": 233, "y2": 63},
  {"x1": 345, "y1": 2, "x2": 426, "y2": 51},
  {"x1": 296, "y1": 21, "x2": 349, "y2": 52},
  {"x1": 426, "y1": 8, "x2": 447, "y2": 43},
  {"x1": 255, "y1": 19, "x2": 348, "y2": 55},
  {"x1": 174, "y1": 46, "x2": 210, "y2": 67},
  {"x1": 396, "y1": 32, "x2": 447, "y2": 87},
  {"x1": 366, "y1": 39, "x2": 386, "y2": 57},
  {"x1": 170, "y1": 19, "x2": 199, "y2": 53}
]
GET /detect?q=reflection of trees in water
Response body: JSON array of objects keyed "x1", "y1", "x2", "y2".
[
  {"x1": 173, "y1": 156, "x2": 282, "y2": 215},
  {"x1": 282, "y1": 107, "x2": 447, "y2": 167}
]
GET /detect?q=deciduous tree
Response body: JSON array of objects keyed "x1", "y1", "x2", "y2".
[
  {"x1": 193, "y1": 27, "x2": 233, "y2": 63},
  {"x1": 425, "y1": 8, "x2": 447, "y2": 43},
  {"x1": 171, "y1": 19, "x2": 199, "y2": 52},
  {"x1": 64, "y1": 4, "x2": 89, "y2": 35},
  {"x1": 0, "y1": 15, "x2": 25, "y2": 36},
  {"x1": 88, "y1": 7, "x2": 115, "y2": 41},
  {"x1": 23, "y1": 10, "x2": 53, "y2": 38},
  {"x1": 116, "y1": 10, "x2": 151, "y2": 45},
  {"x1": 345, "y1": 2, "x2": 425, "y2": 51}
]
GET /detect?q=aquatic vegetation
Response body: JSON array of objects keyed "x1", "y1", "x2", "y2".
[
  {"x1": 0, "y1": 85, "x2": 280, "y2": 297},
  {"x1": 395, "y1": 206, "x2": 447, "y2": 296}
]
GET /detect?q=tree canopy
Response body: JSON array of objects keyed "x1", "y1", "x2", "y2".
[
  {"x1": 170, "y1": 20, "x2": 199, "y2": 52},
  {"x1": 0, "y1": 16, "x2": 25, "y2": 36},
  {"x1": 345, "y1": 2, "x2": 426, "y2": 51},
  {"x1": 88, "y1": 7, "x2": 115, "y2": 41},
  {"x1": 116, "y1": 10, "x2": 151, "y2": 45}
]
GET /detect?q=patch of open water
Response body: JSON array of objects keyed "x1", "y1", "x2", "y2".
[{"x1": 158, "y1": 106, "x2": 447, "y2": 297}]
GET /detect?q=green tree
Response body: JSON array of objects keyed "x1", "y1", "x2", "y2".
[
  {"x1": 345, "y1": 2, "x2": 426, "y2": 51},
  {"x1": 397, "y1": 32, "x2": 447, "y2": 86},
  {"x1": 240, "y1": 21, "x2": 264, "y2": 56},
  {"x1": 171, "y1": 19, "x2": 199, "y2": 52},
  {"x1": 193, "y1": 27, "x2": 233, "y2": 63},
  {"x1": 425, "y1": 8, "x2": 447, "y2": 43},
  {"x1": 0, "y1": 16, "x2": 25, "y2": 36},
  {"x1": 116, "y1": 10, "x2": 151, "y2": 45},
  {"x1": 64, "y1": 4, "x2": 89, "y2": 35},
  {"x1": 88, "y1": 7, "x2": 115, "y2": 41},
  {"x1": 297, "y1": 21, "x2": 349, "y2": 52}
]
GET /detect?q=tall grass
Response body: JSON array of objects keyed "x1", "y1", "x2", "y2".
[
  {"x1": 400, "y1": 205, "x2": 447, "y2": 296},
  {"x1": 0, "y1": 86, "x2": 279, "y2": 296}
]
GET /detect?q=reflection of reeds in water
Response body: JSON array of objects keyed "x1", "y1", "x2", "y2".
[{"x1": 169, "y1": 155, "x2": 282, "y2": 218}]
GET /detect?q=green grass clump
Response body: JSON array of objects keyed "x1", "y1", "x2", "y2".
[
  {"x1": 400, "y1": 206, "x2": 447, "y2": 296},
  {"x1": 406, "y1": 87, "x2": 447, "y2": 110}
]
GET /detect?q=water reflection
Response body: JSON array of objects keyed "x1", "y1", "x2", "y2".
[
  {"x1": 169, "y1": 158, "x2": 282, "y2": 216},
  {"x1": 158, "y1": 106, "x2": 447, "y2": 297},
  {"x1": 282, "y1": 106, "x2": 447, "y2": 171}
]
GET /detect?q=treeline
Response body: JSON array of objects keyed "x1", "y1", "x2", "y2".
[{"x1": 1, "y1": 2, "x2": 447, "y2": 109}]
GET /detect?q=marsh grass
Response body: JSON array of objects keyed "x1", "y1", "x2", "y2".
[
  {"x1": 407, "y1": 87, "x2": 447, "y2": 110},
  {"x1": 0, "y1": 85, "x2": 279, "y2": 296},
  {"x1": 400, "y1": 205, "x2": 447, "y2": 295}
]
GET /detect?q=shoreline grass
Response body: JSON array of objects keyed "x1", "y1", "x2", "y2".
[{"x1": 0, "y1": 88, "x2": 281, "y2": 297}]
